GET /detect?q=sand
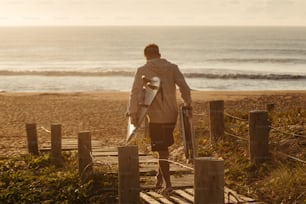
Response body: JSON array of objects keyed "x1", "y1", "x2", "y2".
[{"x1": 1, "y1": 90, "x2": 306, "y2": 156}]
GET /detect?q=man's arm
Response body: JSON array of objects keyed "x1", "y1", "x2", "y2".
[
  {"x1": 128, "y1": 68, "x2": 143, "y2": 125},
  {"x1": 174, "y1": 66, "x2": 192, "y2": 106}
]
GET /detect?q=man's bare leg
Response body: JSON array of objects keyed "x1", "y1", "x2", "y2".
[{"x1": 158, "y1": 150, "x2": 171, "y2": 188}]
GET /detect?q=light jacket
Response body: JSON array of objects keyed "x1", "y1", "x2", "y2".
[{"x1": 128, "y1": 58, "x2": 192, "y2": 123}]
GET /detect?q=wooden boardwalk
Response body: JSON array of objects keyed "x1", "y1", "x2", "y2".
[{"x1": 41, "y1": 138, "x2": 260, "y2": 204}]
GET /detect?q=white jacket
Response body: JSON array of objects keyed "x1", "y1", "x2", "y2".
[{"x1": 128, "y1": 58, "x2": 191, "y2": 123}]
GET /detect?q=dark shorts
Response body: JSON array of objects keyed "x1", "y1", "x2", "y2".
[{"x1": 149, "y1": 123, "x2": 175, "y2": 151}]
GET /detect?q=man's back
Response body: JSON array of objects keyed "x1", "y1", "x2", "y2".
[{"x1": 130, "y1": 58, "x2": 191, "y2": 123}]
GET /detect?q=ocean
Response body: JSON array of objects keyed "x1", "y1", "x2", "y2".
[{"x1": 0, "y1": 26, "x2": 306, "y2": 92}]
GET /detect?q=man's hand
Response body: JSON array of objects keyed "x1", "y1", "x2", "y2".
[{"x1": 183, "y1": 105, "x2": 193, "y2": 117}]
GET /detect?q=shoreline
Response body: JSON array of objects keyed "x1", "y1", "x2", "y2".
[{"x1": 1, "y1": 89, "x2": 306, "y2": 98}]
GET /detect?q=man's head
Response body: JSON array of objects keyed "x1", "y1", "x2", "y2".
[{"x1": 144, "y1": 44, "x2": 161, "y2": 60}]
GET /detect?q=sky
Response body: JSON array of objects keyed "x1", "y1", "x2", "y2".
[{"x1": 0, "y1": 0, "x2": 305, "y2": 26}]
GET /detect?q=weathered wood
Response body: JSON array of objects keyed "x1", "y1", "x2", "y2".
[
  {"x1": 93, "y1": 151, "x2": 147, "y2": 157},
  {"x1": 249, "y1": 111, "x2": 270, "y2": 164},
  {"x1": 94, "y1": 155, "x2": 155, "y2": 164},
  {"x1": 50, "y1": 124, "x2": 62, "y2": 167},
  {"x1": 185, "y1": 188, "x2": 194, "y2": 195},
  {"x1": 78, "y1": 131, "x2": 93, "y2": 182},
  {"x1": 25, "y1": 123, "x2": 39, "y2": 155},
  {"x1": 118, "y1": 146, "x2": 140, "y2": 204},
  {"x1": 140, "y1": 192, "x2": 160, "y2": 204},
  {"x1": 209, "y1": 100, "x2": 224, "y2": 143},
  {"x1": 169, "y1": 195, "x2": 192, "y2": 204},
  {"x1": 194, "y1": 157, "x2": 224, "y2": 204},
  {"x1": 174, "y1": 189, "x2": 194, "y2": 202},
  {"x1": 147, "y1": 191, "x2": 174, "y2": 204},
  {"x1": 266, "y1": 103, "x2": 275, "y2": 112}
]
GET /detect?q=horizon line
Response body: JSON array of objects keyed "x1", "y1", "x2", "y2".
[{"x1": 0, "y1": 24, "x2": 306, "y2": 27}]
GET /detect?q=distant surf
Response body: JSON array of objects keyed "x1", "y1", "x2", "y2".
[
  {"x1": 1, "y1": 70, "x2": 305, "y2": 80},
  {"x1": 0, "y1": 26, "x2": 306, "y2": 91}
]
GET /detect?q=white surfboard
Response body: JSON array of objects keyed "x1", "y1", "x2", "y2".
[{"x1": 127, "y1": 76, "x2": 161, "y2": 143}]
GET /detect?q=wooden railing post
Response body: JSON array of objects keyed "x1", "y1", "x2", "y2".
[
  {"x1": 25, "y1": 123, "x2": 39, "y2": 155},
  {"x1": 209, "y1": 100, "x2": 224, "y2": 144},
  {"x1": 266, "y1": 103, "x2": 275, "y2": 113},
  {"x1": 249, "y1": 110, "x2": 270, "y2": 164},
  {"x1": 78, "y1": 131, "x2": 93, "y2": 182},
  {"x1": 51, "y1": 124, "x2": 62, "y2": 167},
  {"x1": 194, "y1": 157, "x2": 224, "y2": 204},
  {"x1": 118, "y1": 146, "x2": 140, "y2": 204}
]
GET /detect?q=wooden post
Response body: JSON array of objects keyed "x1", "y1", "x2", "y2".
[
  {"x1": 78, "y1": 131, "x2": 93, "y2": 182},
  {"x1": 194, "y1": 157, "x2": 224, "y2": 204},
  {"x1": 249, "y1": 110, "x2": 270, "y2": 164},
  {"x1": 51, "y1": 124, "x2": 62, "y2": 167},
  {"x1": 118, "y1": 146, "x2": 140, "y2": 204},
  {"x1": 25, "y1": 123, "x2": 39, "y2": 155},
  {"x1": 209, "y1": 100, "x2": 224, "y2": 144},
  {"x1": 266, "y1": 103, "x2": 275, "y2": 112}
]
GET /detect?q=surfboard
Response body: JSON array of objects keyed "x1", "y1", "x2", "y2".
[
  {"x1": 126, "y1": 76, "x2": 161, "y2": 143},
  {"x1": 179, "y1": 104, "x2": 196, "y2": 162}
]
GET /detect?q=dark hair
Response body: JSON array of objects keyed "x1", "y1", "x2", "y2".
[{"x1": 144, "y1": 44, "x2": 160, "y2": 58}]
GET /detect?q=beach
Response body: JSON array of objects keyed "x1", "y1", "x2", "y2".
[{"x1": 1, "y1": 90, "x2": 306, "y2": 156}]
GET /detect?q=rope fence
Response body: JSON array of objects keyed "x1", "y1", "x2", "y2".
[
  {"x1": 270, "y1": 126, "x2": 306, "y2": 139},
  {"x1": 214, "y1": 102, "x2": 306, "y2": 165},
  {"x1": 274, "y1": 151, "x2": 306, "y2": 164},
  {"x1": 225, "y1": 112, "x2": 248, "y2": 122},
  {"x1": 224, "y1": 131, "x2": 248, "y2": 142}
]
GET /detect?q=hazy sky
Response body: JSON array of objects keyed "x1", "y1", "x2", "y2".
[{"x1": 0, "y1": 0, "x2": 305, "y2": 26}]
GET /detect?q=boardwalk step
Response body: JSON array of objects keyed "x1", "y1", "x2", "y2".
[
  {"x1": 173, "y1": 189, "x2": 194, "y2": 203},
  {"x1": 140, "y1": 192, "x2": 161, "y2": 204},
  {"x1": 147, "y1": 192, "x2": 174, "y2": 204},
  {"x1": 41, "y1": 140, "x2": 258, "y2": 203}
]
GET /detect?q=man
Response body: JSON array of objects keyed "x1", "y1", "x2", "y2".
[{"x1": 128, "y1": 44, "x2": 191, "y2": 194}]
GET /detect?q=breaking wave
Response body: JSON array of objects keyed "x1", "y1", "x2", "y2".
[
  {"x1": 207, "y1": 58, "x2": 306, "y2": 64},
  {"x1": 1, "y1": 70, "x2": 305, "y2": 80}
]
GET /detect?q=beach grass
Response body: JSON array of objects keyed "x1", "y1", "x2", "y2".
[{"x1": 0, "y1": 90, "x2": 305, "y2": 202}]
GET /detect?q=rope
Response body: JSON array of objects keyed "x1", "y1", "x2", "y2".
[
  {"x1": 145, "y1": 158, "x2": 194, "y2": 171},
  {"x1": 228, "y1": 191, "x2": 240, "y2": 203},
  {"x1": 0, "y1": 135, "x2": 23, "y2": 137},
  {"x1": 224, "y1": 131, "x2": 248, "y2": 141},
  {"x1": 40, "y1": 126, "x2": 51, "y2": 133},
  {"x1": 270, "y1": 126, "x2": 306, "y2": 138},
  {"x1": 193, "y1": 113, "x2": 205, "y2": 116},
  {"x1": 275, "y1": 151, "x2": 306, "y2": 164},
  {"x1": 225, "y1": 112, "x2": 248, "y2": 122}
]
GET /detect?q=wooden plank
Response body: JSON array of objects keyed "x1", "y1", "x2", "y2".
[
  {"x1": 94, "y1": 155, "x2": 155, "y2": 164},
  {"x1": 143, "y1": 187, "x2": 260, "y2": 203},
  {"x1": 140, "y1": 192, "x2": 161, "y2": 204},
  {"x1": 169, "y1": 195, "x2": 192, "y2": 204},
  {"x1": 174, "y1": 189, "x2": 194, "y2": 203},
  {"x1": 92, "y1": 151, "x2": 147, "y2": 157},
  {"x1": 40, "y1": 146, "x2": 118, "y2": 152},
  {"x1": 185, "y1": 188, "x2": 194, "y2": 195},
  {"x1": 141, "y1": 174, "x2": 194, "y2": 189},
  {"x1": 140, "y1": 166, "x2": 192, "y2": 175},
  {"x1": 147, "y1": 192, "x2": 174, "y2": 204}
]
